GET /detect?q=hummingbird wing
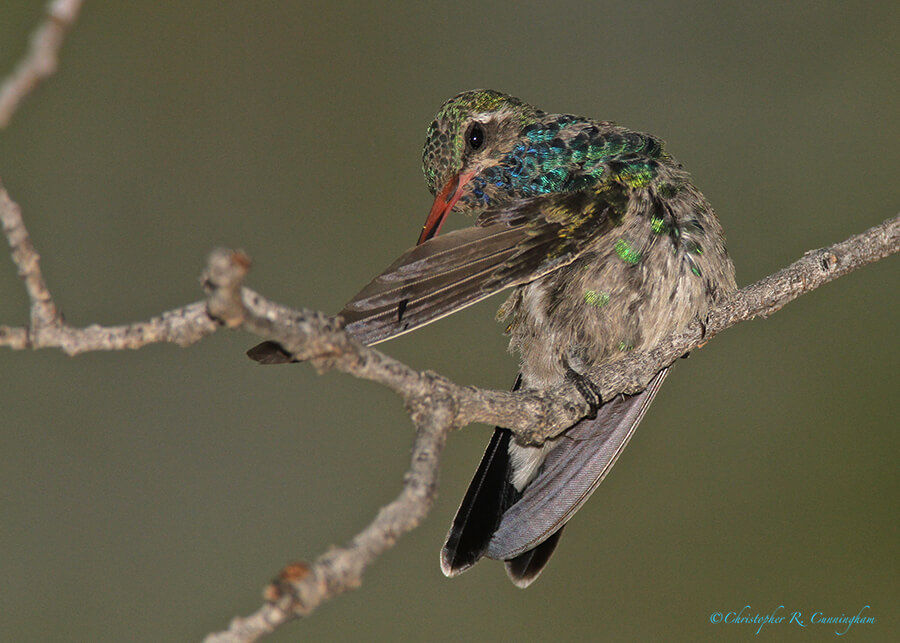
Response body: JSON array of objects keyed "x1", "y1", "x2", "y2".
[
  {"x1": 441, "y1": 367, "x2": 670, "y2": 587},
  {"x1": 340, "y1": 185, "x2": 625, "y2": 345},
  {"x1": 486, "y1": 367, "x2": 670, "y2": 566}
]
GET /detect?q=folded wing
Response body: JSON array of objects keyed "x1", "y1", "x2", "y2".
[{"x1": 487, "y1": 367, "x2": 670, "y2": 561}]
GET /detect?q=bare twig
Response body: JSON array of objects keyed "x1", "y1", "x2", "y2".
[
  {"x1": 1, "y1": 3, "x2": 896, "y2": 642},
  {"x1": 0, "y1": 181, "x2": 59, "y2": 332},
  {"x1": 0, "y1": 180, "x2": 216, "y2": 350},
  {"x1": 0, "y1": 0, "x2": 84, "y2": 128},
  {"x1": 202, "y1": 215, "x2": 898, "y2": 642},
  {"x1": 2, "y1": 165, "x2": 898, "y2": 641}
]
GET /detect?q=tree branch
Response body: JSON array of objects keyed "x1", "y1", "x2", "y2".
[
  {"x1": 0, "y1": 0, "x2": 83, "y2": 129},
  {"x1": 1, "y1": 4, "x2": 896, "y2": 642},
  {"x1": 3, "y1": 165, "x2": 896, "y2": 640},
  {"x1": 204, "y1": 214, "x2": 899, "y2": 642}
]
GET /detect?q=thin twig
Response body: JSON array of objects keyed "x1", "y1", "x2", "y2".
[
  {"x1": 198, "y1": 215, "x2": 898, "y2": 642},
  {"x1": 0, "y1": 181, "x2": 59, "y2": 334},
  {"x1": 1, "y1": 3, "x2": 896, "y2": 641},
  {"x1": 0, "y1": 0, "x2": 84, "y2": 128},
  {"x1": 2, "y1": 171, "x2": 898, "y2": 642}
]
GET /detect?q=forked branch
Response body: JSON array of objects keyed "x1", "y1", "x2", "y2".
[
  {"x1": 3, "y1": 180, "x2": 897, "y2": 641},
  {"x1": 1, "y1": 6, "x2": 898, "y2": 641}
]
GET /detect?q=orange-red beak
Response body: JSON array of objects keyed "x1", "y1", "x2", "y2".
[{"x1": 417, "y1": 170, "x2": 476, "y2": 245}]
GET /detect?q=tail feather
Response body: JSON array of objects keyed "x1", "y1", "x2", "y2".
[
  {"x1": 487, "y1": 367, "x2": 669, "y2": 560},
  {"x1": 440, "y1": 427, "x2": 519, "y2": 576},
  {"x1": 441, "y1": 375, "x2": 523, "y2": 577},
  {"x1": 444, "y1": 367, "x2": 670, "y2": 585},
  {"x1": 505, "y1": 527, "x2": 564, "y2": 588}
]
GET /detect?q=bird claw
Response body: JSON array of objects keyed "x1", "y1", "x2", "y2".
[{"x1": 565, "y1": 366, "x2": 603, "y2": 419}]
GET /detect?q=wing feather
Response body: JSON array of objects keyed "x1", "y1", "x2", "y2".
[
  {"x1": 341, "y1": 185, "x2": 623, "y2": 345},
  {"x1": 487, "y1": 367, "x2": 670, "y2": 559}
]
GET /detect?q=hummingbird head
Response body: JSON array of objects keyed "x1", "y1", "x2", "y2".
[{"x1": 418, "y1": 90, "x2": 541, "y2": 244}]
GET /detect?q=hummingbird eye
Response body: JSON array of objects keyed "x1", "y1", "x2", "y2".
[{"x1": 466, "y1": 123, "x2": 485, "y2": 151}]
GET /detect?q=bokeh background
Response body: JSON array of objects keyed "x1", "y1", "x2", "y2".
[{"x1": 1, "y1": 2, "x2": 897, "y2": 641}]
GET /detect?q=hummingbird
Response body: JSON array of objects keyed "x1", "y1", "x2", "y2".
[{"x1": 248, "y1": 90, "x2": 736, "y2": 587}]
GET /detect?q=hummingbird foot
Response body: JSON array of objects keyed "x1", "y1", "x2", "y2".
[
  {"x1": 564, "y1": 363, "x2": 603, "y2": 420},
  {"x1": 697, "y1": 311, "x2": 715, "y2": 348}
]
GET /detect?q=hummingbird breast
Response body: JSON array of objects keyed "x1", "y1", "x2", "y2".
[
  {"x1": 499, "y1": 180, "x2": 735, "y2": 492},
  {"x1": 502, "y1": 182, "x2": 736, "y2": 389}
]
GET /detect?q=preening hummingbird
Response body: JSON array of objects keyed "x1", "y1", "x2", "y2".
[{"x1": 248, "y1": 90, "x2": 736, "y2": 587}]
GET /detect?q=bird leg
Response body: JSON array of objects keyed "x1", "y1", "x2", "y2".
[{"x1": 563, "y1": 362, "x2": 603, "y2": 420}]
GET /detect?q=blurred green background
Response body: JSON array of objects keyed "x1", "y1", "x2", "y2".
[{"x1": 1, "y1": 2, "x2": 897, "y2": 641}]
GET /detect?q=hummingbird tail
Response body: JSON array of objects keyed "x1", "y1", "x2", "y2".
[
  {"x1": 440, "y1": 423, "x2": 566, "y2": 587},
  {"x1": 486, "y1": 367, "x2": 671, "y2": 564},
  {"x1": 444, "y1": 368, "x2": 668, "y2": 586},
  {"x1": 440, "y1": 426, "x2": 520, "y2": 577},
  {"x1": 441, "y1": 376, "x2": 524, "y2": 577},
  {"x1": 504, "y1": 527, "x2": 564, "y2": 588}
]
